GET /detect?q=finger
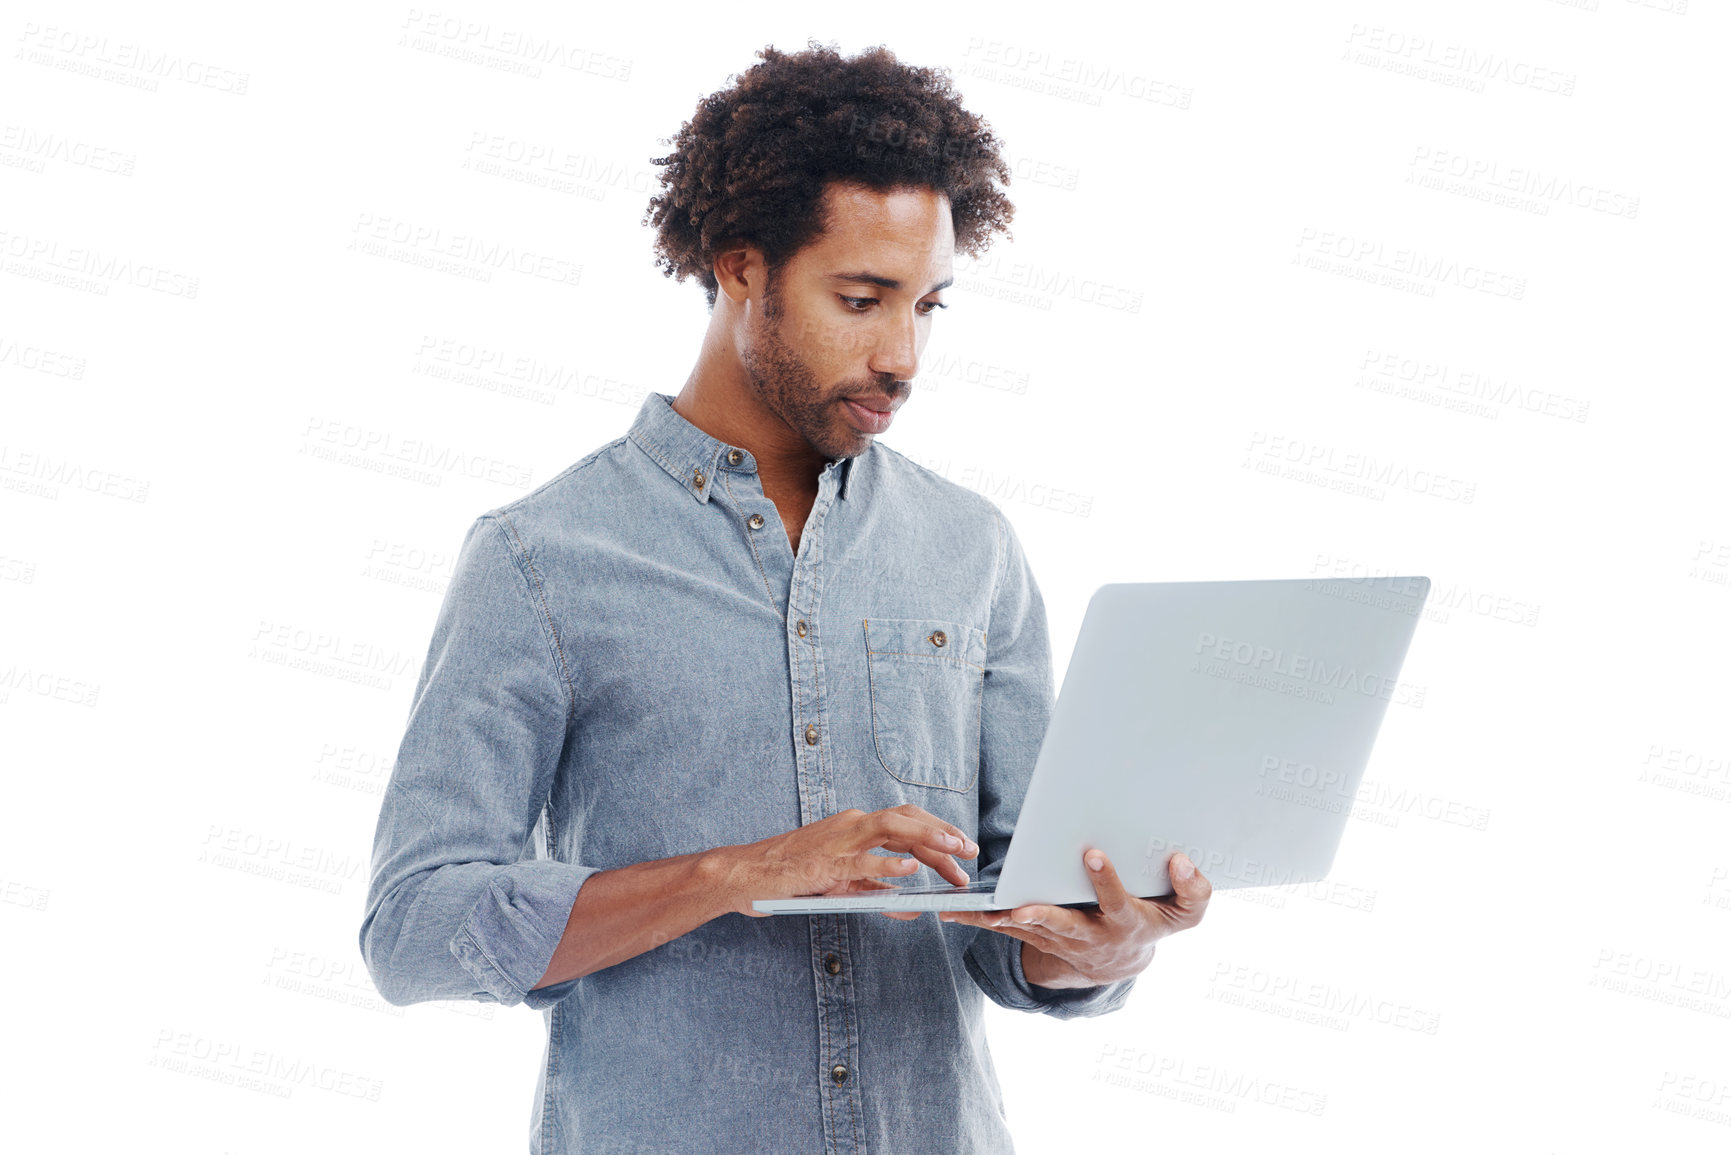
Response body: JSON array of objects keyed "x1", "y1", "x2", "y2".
[
  {"x1": 850, "y1": 851, "x2": 921, "y2": 881},
  {"x1": 1001, "y1": 903, "x2": 1097, "y2": 944},
  {"x1": 939, "y1": 909, "x2": 1071, "y2": 950},
  {"x1": 835, "y1": 877, "x2": 903, "y2": 895},
  {"x1": 1083, "y1": 849, "x2": 1134, "y2": 922},
  {"x1": 889, "y1": 803, "x2": 978, "y2": 846},
  {"x1": 870, "y1": 809, "x2": 980, "y2": 861},
  {"x1": 861, "y1": 811, "x2": 979, "y2": 886},
  {"x1": 937, "y1": 913, "x2": 1058, "y2": 949},
  {"x1": 853, "y1": 810, "x2": 950, "y2": 852},
  {"x1": 877, "y1": 894, "x2": 924, "y2": 918},
  {"x1": 839, "y1": 880, "x2": 924, "y2": 921},
  {"x1": 901, "y1": 845, "x2": 972, "y2": 887},
  {"x1": 1167, "y1": 853, "x2": 1213, "y2": 915},
  {"x1": 879, "y1": 906, "x2": 925, "y2": 920}
]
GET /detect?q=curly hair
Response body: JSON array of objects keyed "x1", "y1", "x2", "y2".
[{"x1": 643, "y1": 40, "x2": 1015, "y2": 310}]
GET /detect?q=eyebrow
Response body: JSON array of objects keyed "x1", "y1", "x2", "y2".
[{"x1": 826, "y1": 271, "x2": 953, "y2": 295}]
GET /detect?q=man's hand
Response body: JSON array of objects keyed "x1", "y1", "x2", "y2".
[
  {"x1": 930, "y1": 850, "x2": 1211, "y2": 987},
  {"x1": 715, "y1": 805, "x2": 978, "y2": 917}
]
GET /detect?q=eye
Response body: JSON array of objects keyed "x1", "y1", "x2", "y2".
[{"x1": 838, "y1": 296, "x2": 949, "y2": 314}]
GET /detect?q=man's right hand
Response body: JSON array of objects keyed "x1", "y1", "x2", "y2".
[{"x1": 711, "y1": 805, "x2": 979, "y2": 918}]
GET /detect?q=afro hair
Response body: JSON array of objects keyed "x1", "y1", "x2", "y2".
[{"x1": 643, "y1": 39, "x2": 1015, "y2": 309}]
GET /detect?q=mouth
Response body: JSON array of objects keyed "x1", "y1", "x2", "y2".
[{"x1": 841, "y1": 395, "x2": 899, "y2": 434}]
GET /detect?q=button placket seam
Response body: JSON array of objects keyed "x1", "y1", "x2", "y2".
[
  {"x1": 796, "y1": 487, "x2": 842, "y2": 816},
  {"x1": 811, "y1": 914, "x2": 841, "y2": 1148},
  {"x1": 789, "y1": 479, "x2": 850, "y2": 1152},
  {"x1": 720, "y1": 470, "x2": 783, "y2": 621},
  {"x1": 836, "y1": 914, "x2": 865, "y2": 1151},
  {"x1": 787, "y1": 549, "x2": 824, "y2": 823}
]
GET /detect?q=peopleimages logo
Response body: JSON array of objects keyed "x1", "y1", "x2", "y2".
[
  {"x1": 1245, "y1": 431, "x2": 1477, "y2": 505},
  {"x1": 1293, "y1": 227, "x2": 1525, "y2": 301},
  {"x1": 1192, "y1": 630, "x2": 1425, "y2": 707},
  {"x1": 0, "y1": 444, "x2": 150, "y2": 502},
  {"x1": 1342, "y1": 24, "x2": 1577, "y2": 96},
  {"x1": 300, "y1": 417, "x2": 536, "y2": 490}
]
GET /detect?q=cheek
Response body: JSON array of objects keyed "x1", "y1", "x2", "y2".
[{"x1": 807, "y1": 317, "x2": 872, "y2": 369}]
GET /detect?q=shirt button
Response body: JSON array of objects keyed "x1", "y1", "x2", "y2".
[
  {"x1": 693, "y1": 468, "x2": 705, "y2": 490},
  {"x1": 831, "y1": 1064, "x2": 849, "y2": 1086},
  {"x1": 796, "y1": 619, "x2": 807, "y2": 637},
  {"x1": 805, "y1": 724, "x2": 819, "y2": 745},
  {"x1": 824, "y1": 954, "x2": 841, "y2": 975},
  {"x1": 748, "y1": 513, "x2": 765, "y2": 529},
  {"x1": 727, "y1": 449, "x2": 744, "y2": 466},
  {"x1": 929, "y1": 630, "x2": 947, "y2": 648}
]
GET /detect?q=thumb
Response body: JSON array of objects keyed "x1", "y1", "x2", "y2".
[{"x1": 1170, "y1": 853, "x2": 1211, "y2": 906}]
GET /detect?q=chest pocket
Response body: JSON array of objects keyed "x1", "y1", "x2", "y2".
[{"x1": 863, "y1": 617, "x2": 987, "y2": 792}]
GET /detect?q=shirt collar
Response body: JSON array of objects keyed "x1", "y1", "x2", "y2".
[{"x1": 627, "y1": 391, "x2": 855, "y2": 504}]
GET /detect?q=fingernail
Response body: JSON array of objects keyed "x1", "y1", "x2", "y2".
[
  {"x1": 1175, "y1": 854, "x2": 1195, "y2": 880},
  {"x1": 1086, "y1": 852, "x2": 1104, "y2": 871},
  {"x1": 943, "y1": 833, "x2": 962, "y2": 850},
  {"x1": 964, "y1": 839, "x2": 978, "y2": 854}
]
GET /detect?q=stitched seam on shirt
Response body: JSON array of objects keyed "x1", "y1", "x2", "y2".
[
  {"x1": 809, "y1": 613, "x2": 835, "y2": 819},
  {"x1": 542, "y1": 787, "x2": 562, "y2": 1150},
  {"x1": 459, "y1": 908, "x2": 523, "y2": 1003},
  {"x1": 494, "y1": 514, "x2": 577, "y2": 714},
  {"x1": 988, "y1": 505, "x2": 1008, "y2": 639},
  {"x1": 800, "y1": 491, "x2": 839, "y2": 816},
  {"x1": 862, "y1": 649, "x2": 985, "y2": 672},
  {"x1": 815, "y1": 916, "x2": 838, "y2": 1147},
  {"x1": 970, "y1": 651, "x2": 985, "y2": 796},
  {"x1": 862, "y1": 618, "x2": 986, "y2": 664},
  {"x1": 837, "y1": 915, "x2": 865, "y2": 1153},
  {"x1": 864, "y1": 623, "x2": 978, "y2": 793},
  {"x1": 720, "y1": 469, "x2": 782, "y2": 617},
  {"x1": 544, "y1": 994, "x2": 561, "y2": 1151}
]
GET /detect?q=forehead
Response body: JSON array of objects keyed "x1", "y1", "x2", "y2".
[{"x1": 796, "y1": 181, "x2": 955, "y2": 274}]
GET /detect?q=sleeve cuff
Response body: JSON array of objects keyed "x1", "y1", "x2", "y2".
[{"x1": 449, "y1": 861, "x2": 599, "y2": 1009}]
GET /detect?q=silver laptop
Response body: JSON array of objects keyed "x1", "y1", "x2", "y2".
[{"x1": 751, "y1": 575, "x2": 1432, "y2": 914}]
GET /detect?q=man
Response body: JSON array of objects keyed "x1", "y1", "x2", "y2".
[{"x1": 360, "y1": 40, "x2": 1211, "y2": 1154}]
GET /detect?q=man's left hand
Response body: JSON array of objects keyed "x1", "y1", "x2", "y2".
[{"x1": 903, "y1": 850, "x2": 1211, "y2": 987}]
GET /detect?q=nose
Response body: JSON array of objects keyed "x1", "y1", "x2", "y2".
[{"x1": 867, "y1": 305, "x2": 921, "y2": 383}]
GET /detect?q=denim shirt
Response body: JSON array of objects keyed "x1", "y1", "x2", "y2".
[{"x1": 359, "y1": 391, "x2": 1135, "y2": 1154}]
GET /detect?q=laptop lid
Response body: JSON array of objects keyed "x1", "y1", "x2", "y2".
[{"x1": 991, "y1": 576, "x2": 1431, "y2": 908}]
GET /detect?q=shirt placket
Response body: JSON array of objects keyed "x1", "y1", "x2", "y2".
[{"x1": 786, "y1": 463, "x2": 868, "y2": 1155}]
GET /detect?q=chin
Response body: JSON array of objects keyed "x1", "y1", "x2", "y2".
[{"x1": 811, "y1": 422, "x2": 867, "y2": 459}]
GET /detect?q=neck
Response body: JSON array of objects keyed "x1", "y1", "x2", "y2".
[{"x1": 674, "y1": 328, "x2": 828, "y2": 500}]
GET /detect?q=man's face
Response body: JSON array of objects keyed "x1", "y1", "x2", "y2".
[{"x1": 738, "y1": 181, "x2": 955, "y2": 460}]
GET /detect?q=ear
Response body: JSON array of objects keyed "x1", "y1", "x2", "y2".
[{"x1": 712, "y1": 241, "x2": 766, "y2": 307}]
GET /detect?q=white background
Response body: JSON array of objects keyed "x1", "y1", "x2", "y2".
[{"x1": 3, "y1": 1, "x2": 1728, "y2": 1151}]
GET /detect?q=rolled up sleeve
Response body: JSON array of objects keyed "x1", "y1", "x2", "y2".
[
  {"x1": 962, "y1": 506, "x2": 1137, "y2": 1020},
  {"x1": 358, "y1": 513, "x2": 601, "y2": 1010}
]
